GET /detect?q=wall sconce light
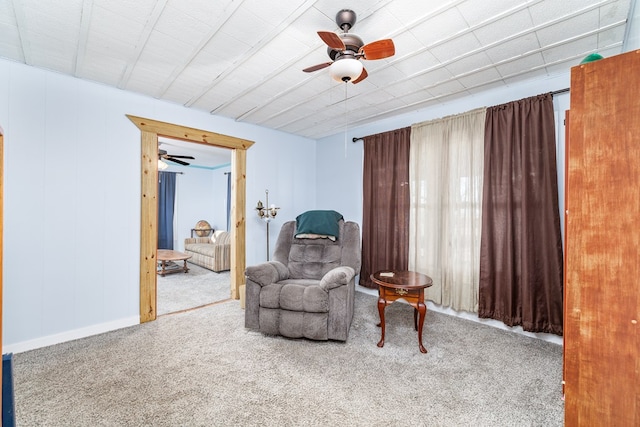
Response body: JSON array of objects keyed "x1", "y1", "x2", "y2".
[{"x1": 255, "y1": 189, "x2": 280, "y2": 260}]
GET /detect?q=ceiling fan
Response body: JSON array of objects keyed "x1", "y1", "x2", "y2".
[
  {"x1": 158, "y1": 148, "x2": 194, "y2": 166},
  {"x1": 303, "y1": 9, "x2": 395, "y2": 83}
]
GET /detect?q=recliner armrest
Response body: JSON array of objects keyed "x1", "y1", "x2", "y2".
[
  {"x1": 245, "y1": 261, "x2": 289, "y2": 287},
  {"x1": 319, "y1": 266, "x2": 355, "y2": 291}
]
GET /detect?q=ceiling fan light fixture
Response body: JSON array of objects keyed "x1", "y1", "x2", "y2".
[
  {"x1": 158, "y1": 159, "x2": 169, "y2": 170},
  {"x1": 329, "y1": 58, "x2": 363, "y2": 82}
]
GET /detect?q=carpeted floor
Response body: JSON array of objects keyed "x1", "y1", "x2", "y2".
[
  {"x1": 13, "y1": 292, "x2": 564, "y2": 426},
  {"x1": 157, "y1": 262, "x2": 231, "y2": 315}
]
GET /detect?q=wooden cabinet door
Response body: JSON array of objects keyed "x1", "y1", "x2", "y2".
[{"x1": 565, "y1": 49, "x2": 640, "y2": 426}]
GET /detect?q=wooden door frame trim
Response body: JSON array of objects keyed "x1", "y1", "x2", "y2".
[{"x1": 127, "y1": 115, "x2": 253, "y2": 323}]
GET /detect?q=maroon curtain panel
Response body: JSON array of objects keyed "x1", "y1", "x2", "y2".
[
  {"x1": 478, "y1": 94, "x2": 564, "y2": 335},
  {"x1": 360, "y1": 127, "x2": 411, "y2": 289}
]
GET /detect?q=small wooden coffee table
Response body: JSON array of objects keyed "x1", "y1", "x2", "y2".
[
  {"x1": 371, "y1": 270, "x2": 433, "y2": 353},
  {"x1": 157, "y1": 249, "x2": 191, "y2": 276}
]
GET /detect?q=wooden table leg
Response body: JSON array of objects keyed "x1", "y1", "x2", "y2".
[
  {"x1": 160, "y1": 261, "x2": 167, "y2": 277},
  {"x1": 377, "y1": 296, "x2": 386, "y2": 348},
  {"x1": 416, "y1": 301, "x2": 427, "y2": 353},
  {"x1": 182, "y1": 259, "x2": 189, "y2": 273}
]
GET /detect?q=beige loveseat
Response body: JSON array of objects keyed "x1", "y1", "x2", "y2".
[{"x1": 183, "y1": 230, "x2": 231, "y2": 272}]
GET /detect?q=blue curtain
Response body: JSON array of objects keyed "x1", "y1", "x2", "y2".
[
  {"x1": 158, "y1": 171, "x2": 177, "y2": 249},
  {"x1": 226, "y1": 172, "x2": 231, "y2": 231}
]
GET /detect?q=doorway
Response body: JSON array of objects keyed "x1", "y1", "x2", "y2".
[
  {"x1": 157, "y1": 138, "x2": 232, "y2": 315},
  {"x1": 127, "y1": 115, "x2": 254, "y2": 323}
]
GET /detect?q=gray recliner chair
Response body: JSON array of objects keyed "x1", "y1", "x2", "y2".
[{"x1": 245, "y1": 219, "x2": 361, "y2": 341}]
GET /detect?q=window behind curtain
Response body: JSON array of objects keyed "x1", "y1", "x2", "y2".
[{"x1": 409, "y1": 108, "x2": 486, "y2": 312}]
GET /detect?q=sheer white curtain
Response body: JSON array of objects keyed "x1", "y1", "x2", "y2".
[{"x1": 409, "y1": 108, "x2": 486, "y2": 312}]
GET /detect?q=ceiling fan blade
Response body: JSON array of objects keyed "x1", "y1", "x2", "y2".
[
  {"x1": 317, "y1": 31, "x2": 345, "y2": 50},
  {"x1": 352, "y1": 67, "x2": 368, "y2": 84},
  {"x1": 167, "y1": 155, "x2": 195, "y2": 159},
  {"x1": 303, "y1": 62, "x2": 333, "y2": 73},
  {"x1": 166, "y1": 158, "x2": 190, "y2": 166},
  {"x1": 360, "y1": 39, "x2": 395, "y2": 60}
]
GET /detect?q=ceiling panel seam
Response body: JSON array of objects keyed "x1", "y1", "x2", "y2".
[
  {"x1": 155, "y1": 0, "x2": 247, "y2": 99},
  {"x1": 0, "y1": 0, "x2": 631, "y2": 141},
  {"x1": 184, "y1": 0, "x2": 318, "y2": 109},
  {"x1": 255, "y1": 2, "x2": 619, "y2": 132},
  {"x1": 397, "y1": 19, "x2": 625, "y2": 86},
  {"x1": 206, "y1": 0, "x2": 322, "y2": 114},
  {"x1": 621, "y1": 0, "x2": 637, "y2": 50},
  {"x1": 235, "y1": 0, "x2": 467, "y2": 123},
  {"x1": 10, "y1": 0, "x2": 31, "y2": 64},
  {"x1": 306, "y1": 40, "x2": 624, "y2": 139},
  {"x1": 74, "y1": 0, "x2": 94, "y2": 76},
  {"x1": 210, "y1": 0, "x2": 394, "y2": 117},
  {"x1": 117, "y1": 0, "x2": 168, "y2": 89},
  {"x1": 237, "y1": 0, "x2": 537, "y2": 125}
]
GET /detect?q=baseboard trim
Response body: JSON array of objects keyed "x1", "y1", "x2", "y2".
[
  {"x1": 355, "y1": 286, "x2": 563, "y2": 345},
  {"x1": 4, "y1": 316, "x2": 140, "y2": 354}
]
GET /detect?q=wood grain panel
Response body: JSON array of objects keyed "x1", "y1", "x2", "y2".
[
  {"x1": 565, "y1": 49, "x2": 640, "y2": 426},
  {"x1": 127, "y1": 115, "x2": 253, "y2": 150},
  {"x1": 562, "y1": 110, "x2": 569, "y2": 399},
  {"x1": 140, "y1": 131, "x2": 158, "y2": 322},
  {"x1": 230, "y1": 149, "x2": 247, "y2": 300}
]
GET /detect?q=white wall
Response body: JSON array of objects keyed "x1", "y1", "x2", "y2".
[
  {"x1": 208, "y1": 165, "x2": 231, "y2": 233},
  {"x1": 164, "y1": 164, "x2": 230, "y2": 252},
  {"x1": 174, "y1": 168, "x2": 216, "y2": 251},
  {"x1": 0, "y1": 59, "x2": 316, "y2": 352}
]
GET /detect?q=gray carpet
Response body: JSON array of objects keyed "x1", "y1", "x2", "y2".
[
  {"x1": 13, "y1": 292, "x2": 564, "y2": 426},
  {"x1": 157, "y1": 262, "x2": 231, "y2": 315}
]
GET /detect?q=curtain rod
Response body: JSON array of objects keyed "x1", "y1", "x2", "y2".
[
  {"x1": 159, "y1": 171, "x2": 183, "y2": 174},
  {"x1": 352, "y1": 88, "x2": 571, "y2": 143}
]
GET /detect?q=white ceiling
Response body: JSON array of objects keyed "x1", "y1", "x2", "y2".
[
  {"x1": 159, "y1": 137, "x2": 230, "y2": 169},
  {"x1": 0, "y1": 0, "x2": 635, "y2": 143}
]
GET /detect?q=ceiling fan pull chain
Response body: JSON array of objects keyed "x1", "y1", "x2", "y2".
[{"x1": 344, "y1": 82, "x2": 348, "y2": 158}]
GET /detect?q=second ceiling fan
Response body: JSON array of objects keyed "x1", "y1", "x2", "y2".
[
  {"x1": 303, "y1": 9, "x2": 395, "y2": 83},
  {"x1": 158, "y1": 148, "x2": 194, "y2": 166}
]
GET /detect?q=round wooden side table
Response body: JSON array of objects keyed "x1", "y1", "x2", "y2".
[{"x1": 371, "y1": 270, "x2": 433, "y2": 353}]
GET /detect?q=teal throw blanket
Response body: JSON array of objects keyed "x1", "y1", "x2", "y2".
[{"x1": 295, "y1": 210, "x2": 344, "y2": 240}]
